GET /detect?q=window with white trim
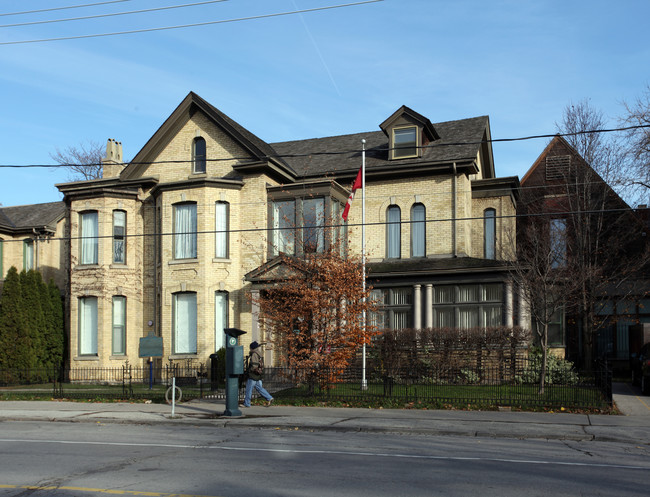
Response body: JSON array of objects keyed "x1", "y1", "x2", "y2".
[
  {"x1": 79, "y1": 296, "x2": 98, "y2": 355},
  {"x1": 112, "y1": 296, "x2": 126, "y2": 355},
  {"x1": 392, "y1": 126, "x2": 418, "y2": 159},
  {"x1": 173, "y1": 292, "x2": 197, "y2": 354},
  {"x1": 193, "y1": 137, "x2": 206, "y2": 174},
  {"x1": 80, "y1": 211, "x2": 98, "y2": 265},
  {"x1": 23, "y1": 239, "x2": 34, "y2": 270},
  {"x1": 215, "y1": 291, "x2": 228, "y2": 351},
  {"x1": 174, "y1": 203, "x2": 197, "y2": 259},
  {"x1": 215, "y1": 201, "x2": 229, "y2": 258},
  {"x1": 387, "y1": 205, "x2": 401, "y2": 258},
  {"x1": 411, "y1": 203, "x2": 425, "y2": 257},
  {"x1": 113, "y1": 210, "x2": 126, "y2": 264}
]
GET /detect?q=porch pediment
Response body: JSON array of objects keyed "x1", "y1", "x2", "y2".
[{"x1": 245, "y1": 256, "x2": 306, "y2": 285}]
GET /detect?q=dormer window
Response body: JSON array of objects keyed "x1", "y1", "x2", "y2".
[{"x1": 392, "y1": 126, "x2": 418, "y2": 159}]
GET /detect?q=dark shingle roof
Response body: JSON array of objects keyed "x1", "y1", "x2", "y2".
[
  {"x1": 270, "y1": 116, "x2": 489, "y2": 179},
  {"x1": 0, "y1": 201, "x2": 65, "y2": 232}
]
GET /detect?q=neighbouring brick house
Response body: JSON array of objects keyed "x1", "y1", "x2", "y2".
[
  {"x1": 0, "y1": 201, "x2": 67, "y2": 290},
  {"x1": 519, "y1": 135, "x2": 650, "y2": 369},
  {"x1": 23, "y1": 92, "x2": 523, "y2": 369}
]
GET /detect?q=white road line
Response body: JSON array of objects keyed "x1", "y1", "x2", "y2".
[{"x1": 0, "y1": 438, "x2": 647, "y2": 471}]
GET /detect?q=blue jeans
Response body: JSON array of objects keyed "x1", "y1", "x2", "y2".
[{"x1": 243, "y1": 378, "x2": 273, "y2": 406}]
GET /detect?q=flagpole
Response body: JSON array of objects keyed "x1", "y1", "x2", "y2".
[{"x1": 361, "y1": 139, "x2": 367, "y2": 391}]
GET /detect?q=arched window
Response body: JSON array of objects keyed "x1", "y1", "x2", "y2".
[
  {"x1": 411, "y1": 203, "x2": 425, "y2": 257},
  {"x1": 484, "y1": 208, "x2": 496, "y2": 259},
  {"x1": 387, "y1": 205, "x2": 401, "y2": 259},
  {"x1": 193, "y1": 137, "x2": 206, "y2": 174}
]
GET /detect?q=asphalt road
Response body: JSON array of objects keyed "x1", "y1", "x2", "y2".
[{"x1": 0, "y1": 421, "x2": 648, "y2": 497}]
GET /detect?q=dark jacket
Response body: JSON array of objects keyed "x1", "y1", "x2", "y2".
[{"x1": 247, "y1": 350, "x2": 264, "y2": 381}]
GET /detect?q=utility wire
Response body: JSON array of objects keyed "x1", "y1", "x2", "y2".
[
  {"x1": 0, "y1": 123, "x2": 648, "y2": 169},
  {"x1": 0, "y1": 1, "x2": 229, "y2": 29},
  {"x1": 0, "y1": 0, "x2": 384, "y2": 45},
  {"x1": 0, "y1": 206, "x2": 641, "y2": 244},
  {"x1": 0, "y1": 0, "x2": 133, "y2": 18}
]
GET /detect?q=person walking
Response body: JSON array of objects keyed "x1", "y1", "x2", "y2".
[{"x1": 242, "y1": 341, "x2": 273, "y2": 407}]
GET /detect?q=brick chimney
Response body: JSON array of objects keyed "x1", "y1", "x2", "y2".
[{"x1": 102, "y1": 138, "x2": 123, "y2": 178}]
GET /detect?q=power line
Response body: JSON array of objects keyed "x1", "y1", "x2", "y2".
[
  {"x1": 0, "y1": 206, "x2": 641, "y2": 244},
  {"x1": 0, "y1": 1, "x2": 384, "y2": 45},
  {"x1": 0, "y1": 1, "x2": 229, "y2": 29},
  {"x1": 0, "y1": 0, "x2": 133, "y2": 18},
  {"x1": 0, "y1": 123, "x2": 648, "y2": 169}
]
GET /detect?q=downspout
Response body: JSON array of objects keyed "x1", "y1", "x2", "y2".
[
  {"x1": 452, "y1": 162, "x2": 457, "y2": 257},
  {"x1": 32, "y1": 228, "x2": 39, "y2": 270},
  {"x1": 153, "y1": 196, "x2": 158, "y2": 337}
]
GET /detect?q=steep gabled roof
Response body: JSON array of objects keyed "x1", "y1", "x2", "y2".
[
  {"x1": 521, "y1": 135, "x2": 631, "y2": 209},
  {"x1": 122, "y1": 92, "x2": 294, "y2": 180},
  {"x1": 0, "y1": 201, "x2": 65, "y2": 234}
]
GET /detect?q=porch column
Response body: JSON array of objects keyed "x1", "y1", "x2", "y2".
[
  {"x1": 413, "y1": 284, "x2": 422, "y2": 329},
  {"x1": 505, "y1": 280, "x2": 513, "y2": 327},
  {"x1": 425, "y1": 284, "x2": 433, "y2": 328},
  {"x1": 518, "y1": 285, "x2": 530, "y2": 331}
]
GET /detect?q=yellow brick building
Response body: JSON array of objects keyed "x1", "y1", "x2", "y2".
[{"x1": 50, "y1": 93, "x2": 522, "y2": 369}]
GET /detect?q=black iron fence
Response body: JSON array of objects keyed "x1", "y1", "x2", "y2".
[{"x1": 0, "y1": 358, "x2": 612, "y2": 410}]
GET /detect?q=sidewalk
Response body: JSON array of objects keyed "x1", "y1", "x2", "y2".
[{"x1": 0, "y1": 383, "x2": 648, "y2": 445}]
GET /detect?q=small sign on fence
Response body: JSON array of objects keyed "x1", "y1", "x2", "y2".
[{"x1": 139, "y1": 332, "x2": 163, "y2": 358}]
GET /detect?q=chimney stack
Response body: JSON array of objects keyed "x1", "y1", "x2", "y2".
[{"x1": 102, "y1": 138, "x2": 123, "y2": 178}]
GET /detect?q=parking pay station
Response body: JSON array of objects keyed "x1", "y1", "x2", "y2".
[{"x1": 223, "y1": 327, "x2": 246, "y2": 417}]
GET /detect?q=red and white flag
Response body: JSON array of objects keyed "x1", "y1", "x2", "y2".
[{"x1": 342, "y1": 166, "x2": 362, "y2": 221}]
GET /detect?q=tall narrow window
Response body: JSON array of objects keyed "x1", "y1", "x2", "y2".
[
  {"x1": 393, "y1": 126, "x2": 417, "y2": 158},
  {"x1": 272, "y1": 200, "x2": 295, "y2": 256},
  {"x1": 174, "y1": 203, "x2": 197, "y2": 259},
  {"x1": 173, "y1": 292, "x2": 197, "y2": 354},
  {"x1": 303, "y1": 197, "x2": 325, "y2": 253},
  {"x1": 113, "y1": 210, "x2": 126, "y2": 264},
  {"x1": 387, "y1": 205, "x2": 401, "y2": 258},
  {"x1": 80, "y1": 211, "x2": 98, "y2": 265},
  {"x1": 484, "y1": 208, "x2": 496, "y2": 260},
  {"x1": 550, "y1": 218, "x2": 567, "y2": 268},
  {"x1": 215, "y1": 202, "x2": 229, "y2": 258},
  {"x1": 215, "y1": 291, "x2": 228, "y2": 351},
  {"x1": 79, "y1": 296, "x2": 98, "y2": 355},
  {"x1": 23, "y1": 239, "x2": 34, "y2": 270},
  {"x1": 112, "y1": 296, "x2": 126, "y2": 355},
  {"x1": 193, "y1": 137, "x2": 206, "y2": 174},
  {"x1": 411, "y1": 203, "x2": 426, "y2": 257}
]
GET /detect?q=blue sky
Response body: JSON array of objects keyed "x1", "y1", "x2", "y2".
[{"x1": 1, "y1": 0, "x2": 649, "y2": 207}]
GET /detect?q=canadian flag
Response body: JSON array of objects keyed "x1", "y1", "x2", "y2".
[{"x1": 342, "y1": 166, "x2": 362, "y2": 221}]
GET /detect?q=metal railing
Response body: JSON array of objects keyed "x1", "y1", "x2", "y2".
[{"x1": 0, "y1": 358, "x2": 612, "y2": 409}]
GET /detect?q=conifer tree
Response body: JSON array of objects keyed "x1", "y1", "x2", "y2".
[
  {"x1": 20, "y1": 270, "x2": 44, "y2": 370},
  {"x1": 0, "y1": 267, "x2": 30, "y2": 370},
  {"x1": 47, "y1": 279, "x2": 65, "y2": 370}
]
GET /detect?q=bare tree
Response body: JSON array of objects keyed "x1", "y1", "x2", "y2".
[
  {"x1": 556, "y1": 102, "x2": 648, "y2": 368},
  {"x1": 557, "y1": 99, "x2": 629, "y2": 198},
  {"x1": 621, "y1": 84, "x2": 650, "y2": 193},
  {"x1": 511, "y1": 187, "x2": 578, "y2": 392},
  {"x1": 50, "y1": 141, "x2": 104, "y2": 181}
]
